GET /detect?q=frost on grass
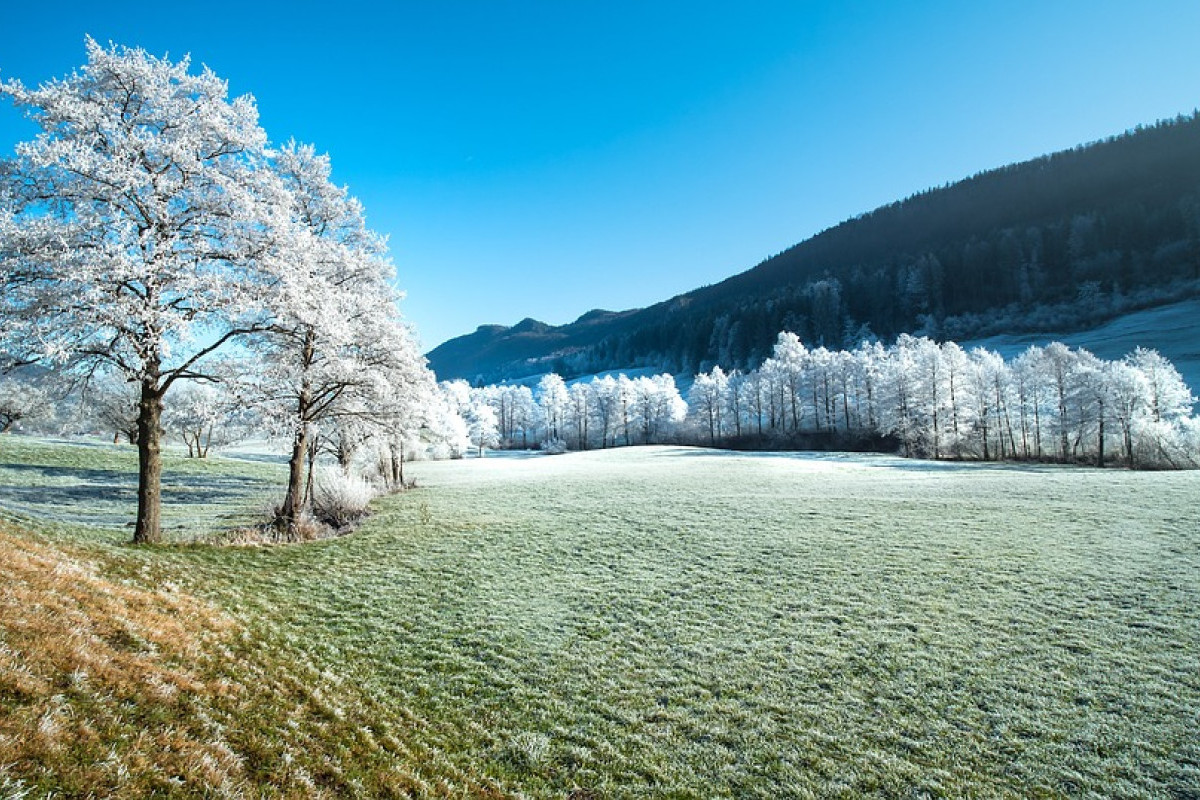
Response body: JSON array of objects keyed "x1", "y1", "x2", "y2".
[
  {"x1": 0, "y1": 519, "x2": 512, "y2": 798},
  {"x1": 357, "y1": 447, "x2": 1200, "y2": 797},
  {"x1": 0, "y1": 522, "x2": 243, "y2": 794},
  {"x1": 4, "y1": 440, "x2": 1199, "y2": 797},
  {"x1": 0, "y1": 436, "x2": 283, "y2": 539}
]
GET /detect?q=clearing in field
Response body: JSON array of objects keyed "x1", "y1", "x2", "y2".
[{"x1": 1, "y1": 439, "x2": 1198, "y2": 797}]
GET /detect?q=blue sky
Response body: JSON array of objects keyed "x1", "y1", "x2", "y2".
[{"x1": 2, "y1": 2, "x2": 1199, "y2": 350}]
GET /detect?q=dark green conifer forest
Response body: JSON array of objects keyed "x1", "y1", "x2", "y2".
[{"x1": 429, "y1": 114, "x2": 1200, "y2": 383}]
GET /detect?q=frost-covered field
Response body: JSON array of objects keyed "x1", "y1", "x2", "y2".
[
  {"x1": 2, "y1": 440, "x2": 1199, "y2": 797},
  {"x1": 0, "y1": 436, "x2": 282, "y2": 536},
  {"x1": 364, "y1": 447, "x2": 1200, "y2": 796}
]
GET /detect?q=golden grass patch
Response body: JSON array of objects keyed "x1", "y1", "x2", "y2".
[
  {"x1": 0, "y1": 522, "x2": 513, "y2": 798},
  {"x1": 0, "y1": 523, "x2": 250, "y2": 796}
]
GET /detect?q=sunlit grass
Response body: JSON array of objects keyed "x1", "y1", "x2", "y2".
[{"x1": 2, "y1": 439, "x2": 1199, "y2": 796}]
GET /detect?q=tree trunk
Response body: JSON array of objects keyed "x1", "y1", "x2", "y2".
[
  {"x1": 282, "y1": 422, "x2": 308, "y2": 523},
  {"x1": 133, "y1": 381, "x2": 165, "y2": 545},
  {"x1": 281, "y1": 328, "x2": 317, "y2": 528}
]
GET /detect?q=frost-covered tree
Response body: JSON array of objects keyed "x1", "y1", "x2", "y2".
[
  {"x1": 567, "y1": 381, "x2": 591, "y2": 450},
  {"x1": 1105, "y1": 360, "x2": 1148, "y2": 468},
  {"x1": 0, "y1": 377, "x2": 49, "y2": 433},
  {"x1": 0, "y1": 40, "x2": 287, "y2": 543},
  {"x1": 1041, "y1": 342, "x2": 1078, "y2": 461},
  {"x1": 424, "y1": 383, "x2": 472, "y2": 459},
  {"x1": 479, "y1": 383, "x2": 537, "y2": 448},
  {"x1": 372, "y1": 365, "x2": 439, "y2": 488},
  {"x1": 770, "y1": 332, "x2": 807, "y2": 431},
  {"x1": 1126, "y1": 348, "x2": 1197, "y2": 467},
  {"x1": 590, "y1": 376, "x2": 621, "y2": 448},
  {"x1": 940, "y1": 342, "x2": 972, "y2": 455},
  {"x1": 1011, "y1": 346, "x2": 1049, "y2": 459},
  {"x1": 83, "y1": 374, "x2": 141, "y2": 445},
  {"x1": 163, "y1": 381, "x2": 243, "y2": 458},
  {"x1": 537, "y1": 373, "x2": 570, "y2": 446},
  {"x1": 241, "y1": 141, "x2": 427, "y2": 531},
  {"x1": 689, "y1": 366, "x2": 729, "y2": 445},
  {"x1": 961, "y1": 348, "x2": 997, "y2": 459},
  {"x1": 852, "y1": 340, "x2": 887, "y2": 434},
  {"x1": 632, "y1": 374, "x2": 687, "y2": 443},
  {"x1": 440, "y1": 380, "x2": 499, "y2": 457},
  {"x1": 880, "y1": 334, "x2": 921, "y2": 457}
]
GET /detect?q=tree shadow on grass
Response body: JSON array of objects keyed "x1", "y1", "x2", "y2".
[
  {"x1": 0, "y1": 462, "x2": 276, "y2": 530},
  {"x1": 648, "y1": 445, "x2": 1084, "y2": 475}
]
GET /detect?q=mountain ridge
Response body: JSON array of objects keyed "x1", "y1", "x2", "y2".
[{"x1": 428, "y1": 113, "x2": 1200, "y2": 384}]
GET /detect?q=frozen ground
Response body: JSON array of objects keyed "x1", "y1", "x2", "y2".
[
  {"x1": 234, "y1": 446, "x2": 1200, "y2": 795},
  {"x1": 0, "y1": 436, "x2": 283, "y2": 537},
  {"x1": 4, "y1": 439, "x2": 1199, "y2": 796}
]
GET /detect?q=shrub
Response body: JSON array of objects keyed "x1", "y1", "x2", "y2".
[{"x1": 311, "y1": 469, "x2": 377, "y2": 531}]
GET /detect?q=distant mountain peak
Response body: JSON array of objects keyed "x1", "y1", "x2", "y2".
[
  {"x1": 574, "y1": 308, "x2": 617, "y2": 324},
  {"x1": 510, "y1": 317, "x2": 551, "y2": 334}
]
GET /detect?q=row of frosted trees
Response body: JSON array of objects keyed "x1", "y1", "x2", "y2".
[
  {"x1": 444, "y1": 373, "x2": 689, "y2": 453},
  {"x1": 693, "y1": 333, "x2": 1197, "y2": 468},
  {"x1": 465, "y1": 333, "x2": 1197, "y2": 469}
]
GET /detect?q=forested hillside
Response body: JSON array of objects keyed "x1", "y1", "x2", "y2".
[{"x1": 429, "y1": 113, "x2": 1200, "y2": 384}]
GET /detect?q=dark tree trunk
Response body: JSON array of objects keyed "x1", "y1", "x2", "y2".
[
  {"x1": 282, "y1": 421, "x2": 308, "y2": 523},
  {"x1": 133, "y1": 380, "x2": 165, "y2": 545},
  {"x1": 281, "y1": 329, "x2": 316, "y2": 528}
]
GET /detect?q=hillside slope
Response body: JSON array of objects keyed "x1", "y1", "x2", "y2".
[{"x1": 428, "y1": 114, "x2": 1200, "y2": 384}]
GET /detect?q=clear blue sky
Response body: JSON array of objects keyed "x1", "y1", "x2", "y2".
[{"x1": 2, "y1": 1, "x2": 1199, "y2": 350}]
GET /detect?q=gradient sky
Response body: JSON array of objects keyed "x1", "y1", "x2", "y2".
[{"x1": 2, "y1": 1, "x2": 1199, "y2": 350}]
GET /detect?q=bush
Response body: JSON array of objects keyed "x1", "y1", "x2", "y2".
[
  {"x1": 540, "y1": 437, "x2": 568, "y2": 455},
  {"x1": 312, "y1": 469, "x2": 377, "y2": 530}
]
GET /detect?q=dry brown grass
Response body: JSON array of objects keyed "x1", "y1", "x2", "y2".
[
  {"x1": 0, "y1": 521, "x2": 514, "y2": 798},
  {"x1": 0, "y1": 522, "x2": 248, "y2": 796}
]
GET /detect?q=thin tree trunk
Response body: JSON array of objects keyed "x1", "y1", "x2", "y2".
[
  {"x1": 283, "y1": 422, "x2": 308, "y2": 523},
  {"x1": 305, "y1": 437, "x2": 318, "y2": 505},
  {"x1": 133, "y1": 380, "x2": 165, "y2": 545}
]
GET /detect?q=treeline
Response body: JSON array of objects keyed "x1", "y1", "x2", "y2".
[
  {"x1": 7, "y1": 332, "x2": 1195, "y2": 471},
  {"x1": 461, "y1": 333, "x2": 1199, "y2": 469},
  {"x1": 429, "y1": 113, "x2": 1200, "y2": 384}
]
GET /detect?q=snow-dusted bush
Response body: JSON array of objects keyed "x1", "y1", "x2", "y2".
[
  {"x1": 540, "y1": 437, "x2": 567, "y2": 455},
  {"x1": 311, "y1": 469, "x2": 378, "y2": 530}
]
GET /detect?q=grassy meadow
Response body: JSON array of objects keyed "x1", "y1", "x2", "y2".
[{"x1": 1, "y1": 437, "x2": 1198, "y2": 797}]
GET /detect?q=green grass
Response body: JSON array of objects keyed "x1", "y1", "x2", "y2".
[
  {"x1": 0, "y1": 435, "x2": 284, "y2": 539},
  {"x1": 2, "y1": 438, "x2": 1199, "y2": 797}
]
